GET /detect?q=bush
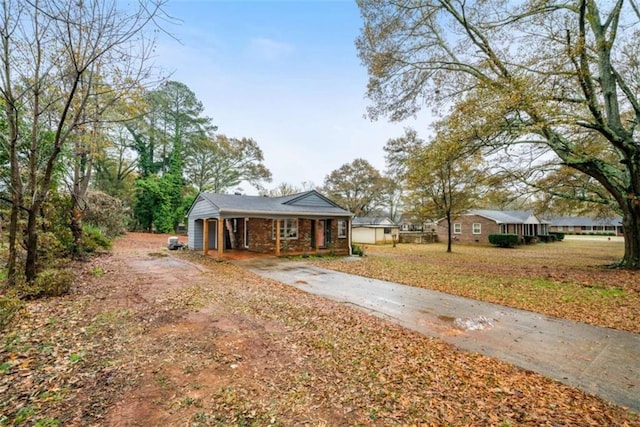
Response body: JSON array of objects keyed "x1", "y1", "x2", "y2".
[
  {"x1": 83, "y1": 190, "x2": 128, "y2": 238},
  {"x1": 82, "y1": 225, "x2": 112, "y2": 253},
  {"x1": 488, "y1": 234, "x2": 519, "y2": 248},
  {"x1": 351, "y1": 243, "x2": 365, "y2": 256},
  {"x1": 0, "y1": 295, "x2": 23, "y2": 332},
  {"x1": 21, "y1": 268, "x2": 73, "y2": 299},
  {"x1": 549, "y1": 232, "x2": 565, "y2": 241}
]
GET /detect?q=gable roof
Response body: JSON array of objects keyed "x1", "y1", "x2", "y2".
[
  {"x1": 188, "y1": 190, "x2": 352, "y2": 220},
  {"x1": 468, "y1": 209, "x2": 549, "y2": 224},
  {"x1": 353, "y1": 216, "x2": 396, "y2": 227}
]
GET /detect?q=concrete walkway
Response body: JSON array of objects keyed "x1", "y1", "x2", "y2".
[{"x1": 238, "y1": 257, "x2": 640, "y2": 413}]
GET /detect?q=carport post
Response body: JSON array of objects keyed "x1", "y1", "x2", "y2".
[
  {"x1": 275, "y1": 219, "x2": 281, "y2": 256},
  {"x1": 217, "y1": 219, "x2": 224, "y2": 257},
  {"x1": 203, "y1": 219, "x2": 209, "y2": 256}
]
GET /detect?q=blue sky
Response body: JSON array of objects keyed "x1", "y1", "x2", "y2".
[{"x1": 155, "y1": 0, "x2": 429, "y2": 193}]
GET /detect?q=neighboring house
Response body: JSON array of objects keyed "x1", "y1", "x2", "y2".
[
  {"x1": 549, "y1": 216, "x2": 624, "y2": 236},
  {"x1": 352, "y1": 216, "x2": 399, "y2": 244},
  {"x1": 187, "y1": 190, "x2": 352, "y2": 257},
  {"x1": 436, "y1": 210, "x2": 550, "y2": 244}
]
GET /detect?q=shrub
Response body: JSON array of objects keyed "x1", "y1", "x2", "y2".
[
  {"x1": 351, "y1": 243, "x2": 365, "y2": 256},
  {"x1": 83, "y1": 190, "x2": 128, "y2": 238},
  {"x1": 21, "y1": 268, "x2": 73, "y2": 299},
  {"x1": 0, "y1": 295, "x2": 23, "y2": 332},
  {"x1": 488, "y1": 234, "x2": 519, "y2": 248},
  {"x1": 82, "y1": 225, "x2": 112, "y2": 253},
  {"x1": 549, "y1": 232, "x2": 565, "y2": 241}
]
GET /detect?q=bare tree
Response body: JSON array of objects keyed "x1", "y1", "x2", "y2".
[{"x1": 0, "y1": 0, "x2": 167, "y2": 284}]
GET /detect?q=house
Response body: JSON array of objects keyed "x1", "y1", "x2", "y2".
[
  {"x1": 548, "y1": 216, "x2": 624, "y2": 236},
  {"x1": 436, "y1": 209, "x2": 550, "y2": 244},
  {"x1": 187, "y1": 190, "x2": 353, "y2": 257},
  {"x1": 352, "y1": 216, "x2": 399, "y2": 244}
]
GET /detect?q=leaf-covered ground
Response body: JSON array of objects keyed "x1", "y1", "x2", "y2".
[
  {"x1": 0, "y1": 233, "x2": 638, "y2": 425},
  {"x1": 314, "y1": 239, "x2": 640, "y2": 334}
]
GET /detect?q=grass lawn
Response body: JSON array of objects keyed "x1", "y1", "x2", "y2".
[{"x1": 313, "y1": 238, "x2": 640, "y2": 333}]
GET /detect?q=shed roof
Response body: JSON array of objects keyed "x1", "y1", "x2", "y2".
[
  {"x1": 353, "y1": 216, "x2": 396, "y2": 227},
  {"x1": 188, "y1": 190, "x2": 352, "y2": 220}
]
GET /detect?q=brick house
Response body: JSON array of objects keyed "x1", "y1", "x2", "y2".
[
  {"x1": 187, "y1": 190, "x2": 352, "y2": 257},
  {"x1": 436, "y1": 210, "x2": 550, "y2": 244},
  {"x1": 548, "y1": 216, "x2": 624, "y2": 236}
]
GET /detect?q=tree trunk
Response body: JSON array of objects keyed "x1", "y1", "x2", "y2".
[
  {"x1": 24, "y1": 206, "x2": 39, "y2": 284},
  {"x1": 70, "y1": 205, "x2": 84, "y2": 259},
  {"x1": 619, "y1": 201, "x2": 640, "y2": 269},
  {"x1": 446, "y1": 214, "x2": 452, "y2": 253}
]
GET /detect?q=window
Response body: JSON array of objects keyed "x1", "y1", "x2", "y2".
[
  {"x1": 338, "y1": 220, "x2": 347, "y2": 238},
  {"x1": 383, "y1": 227, "x2": 392, "y2": 234},
  {"x1": 568, "y1": 226, "x2": 574, "y2": 231},
  {"x1": 453, "y1": 223, "x2": 462, "y2": 234},
  {"x1": 472, "y1": 223, "x2": 481, "y2": 234},
  {"x1": 272, "y1": 219, "x2": 298, "y2": 240},
  {"x1": 557, "y1": 225, "x2": 563, "y2": 231}
]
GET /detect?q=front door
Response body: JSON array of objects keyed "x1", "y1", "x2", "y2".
[{"x1": 317, "y1": 220, "x2": 326, "y2": 248}]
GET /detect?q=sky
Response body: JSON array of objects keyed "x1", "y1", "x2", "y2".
[{"x1": 153, "y1": 0, "x2": 430, "y2": 194}]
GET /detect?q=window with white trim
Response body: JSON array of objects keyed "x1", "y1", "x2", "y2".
[
  {"x1": 337, "y1": 220, "x2": 347, "y2": 238},
  {"x1": 272, "y1": 219, "x2": 298, "y2": 240},
  {"x1": 472, "y1": 223, "x2": 481, "y2": 234},
  {"x1": 453, "y1": 223, "x2": 462, "y2": 234}
]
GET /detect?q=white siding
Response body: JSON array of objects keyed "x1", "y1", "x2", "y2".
[{"x1": 352, "y1": 228, "x2": 376, "y2": 244}]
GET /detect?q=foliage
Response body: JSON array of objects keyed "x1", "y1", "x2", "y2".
[
  {"x1": 83, "y1": 190, "x2": 128, "y2": 238},
  {"x1": 404, "y1": 129, "x2": 488, "y2": 252},
  {"x1": 351, "y1": 243, "x2": 365, "y2": 256},
  {"x1": 356, "y1": 0, "x2": 640, "y2": 268},
  {"x1": 133, "y1": 175, "x2": 170, "y2": 232},
  {"x1": 0, "y1": 295, "x2": 22, "y2": 332},
  {"x1": 185, "y1": 134, "x2": 272, "y2": 193},
  {"x1": 322, "y1": 158, "x2": 385, "y2": 216},
  {"x1": 81, "y1": 225, "x2": 112, "y2": 253},
  {"x1": 488, "y1": 234, "x2": 519, "y2": 248},
  {"x1": 549, "y1": 232, "x2": 565, "y2": 241},
  {"x1": 0, "y1": 0, "x2": 166, "y2": 285},
  {"x1": 21, "y1": 269, "x2": 73, "y2": 299}
]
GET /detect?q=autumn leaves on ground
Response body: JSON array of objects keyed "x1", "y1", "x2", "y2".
[{"x1": 1, "y1": 234, "x2": 638, "y2": 426}]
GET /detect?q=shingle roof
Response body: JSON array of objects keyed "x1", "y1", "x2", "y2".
[
  {"x1": 353, "y1": 216, "x2": 395, "y2": 226},
  {"x1": 549, "y1": 216, "x2": 623, "y2": 227},
  {"x1": 193, "y1": 190, "x2": 352, "y2": 218},
  {"x1": 469, "y1": 209, "x2": 548, "y2": 224}
]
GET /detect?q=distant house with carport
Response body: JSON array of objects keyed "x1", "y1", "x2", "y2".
[
  {"x1": 436, "y1": 209, "x2": 550, "y2": 244},
  {"x1": 187, "y1": 190, "x2": 352, "y2": 257},
  {"x1": 352, "y1": 216, "x2": 399, "y2": 244},
  {"x1": 548, "y1": 216, "x2": 624, "y2": 236}
]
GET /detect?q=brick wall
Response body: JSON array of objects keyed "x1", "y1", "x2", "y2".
[
  {"x1": 245, "y1": 218, "x2": 350, "y2": 255},
  {"x1": 436, "y1": 215, "x2": 500, "y2": 244}
]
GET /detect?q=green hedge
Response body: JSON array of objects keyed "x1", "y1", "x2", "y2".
[
  {"x1": 549, "y1": 232, "x2": 565, "y2": 241},
  {"x1": 488, "y1": 234, "x2": 519, "y2": 248}
]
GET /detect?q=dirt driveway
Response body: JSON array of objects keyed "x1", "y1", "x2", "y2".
[{"x1": 1, "y1": 233, "x2": 638, "y2": 425}]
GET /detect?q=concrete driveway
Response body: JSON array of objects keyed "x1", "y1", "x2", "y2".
[{"x1": 237, "y1": 257, "x2": 640, "y2": 413}]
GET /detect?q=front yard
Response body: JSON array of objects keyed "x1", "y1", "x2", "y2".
[
  {"x1": 0, "y1": 234, "x2": 638, "y2": 425},
  {"x1": 316, "y1": 238, "x2": 639, "y2": 333}
]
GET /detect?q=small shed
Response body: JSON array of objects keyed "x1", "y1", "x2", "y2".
[
  {"x1": 352, "y1": 216, "x2": 399, "y2": 244},
  {"x1": 186, "y1": 190, "x2": 353, "y2": 257}
]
